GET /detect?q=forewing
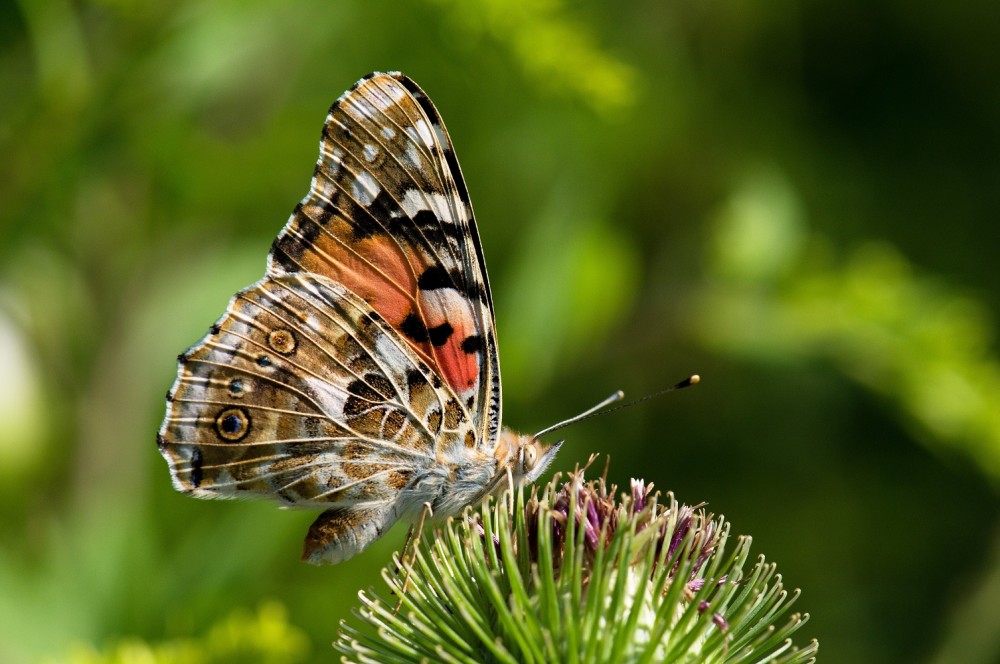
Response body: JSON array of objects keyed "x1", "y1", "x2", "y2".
[
  {"x1": 159, "y1": 273, "x2": 457, "y2": 512},
  {"x1": 267, "y1": 72, "x2": 501, "y2": 451}
]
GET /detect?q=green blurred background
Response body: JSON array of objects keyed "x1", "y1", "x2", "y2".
[{"x1": 3, "y1": 0, "x2": 1000, "y2": 662}]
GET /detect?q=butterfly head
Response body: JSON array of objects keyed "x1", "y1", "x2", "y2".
[
  {"x1": 498, "y1": 430, "x2": 563, "y2": 484},
  {"x1": 521, "y1": 437, "x2": 564, "y2": 483}
]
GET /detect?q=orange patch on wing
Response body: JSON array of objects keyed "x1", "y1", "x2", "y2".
[
  {"x1": 295, "y1": 228, "x2": 414, "y2": 318},
  {"x1": 288, "y1": 210, "x2": 482, "y2": 393},
  {"x1": 420, "y1": 289, "x2": 480, "y2": 393},
  {"x1": 358, "y1": 236, "x2": 419, "y2": 324},
  {"x1": 438, "y1": 321, "x2": 478, "y2": 391},
  {"x1": 292, "y1": 221, "x2": 440, "y2": 365}
]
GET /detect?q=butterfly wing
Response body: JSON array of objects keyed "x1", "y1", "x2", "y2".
[
  {"x1": 158, "y1": 273, "x2": 476, "y2": 563},
  {"x1": 159, "y1": 73, "x2": 503, "y2": 564},
  {"x1": 267, "y1": 72, "x2": 502, "y2": 451}
]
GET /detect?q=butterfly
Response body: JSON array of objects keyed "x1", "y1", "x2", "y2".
[{"x1": 157, "y1": 72, "x2": 565, "y2": 565}]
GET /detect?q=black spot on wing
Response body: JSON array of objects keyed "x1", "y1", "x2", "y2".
[
  {"x1": 428, "y1": 322, "x2": 454, "y2": 347},
  {"x1": 408, "y1": 208, "x2": 455, "y2": 252},
  {"x1": 418, "y1": 362, "x2": 443, "y2": 389},
  {"x1": 461, "y1": 335, "x2": 483, "y2": 354},
  {"x1": 358, "y1": 188, "x2": 402, "y2": 238},
  {"x1": 296, "y1": 203, "x2": 325, "y2": 240},
  {"x1": 344, "y1": 376, "x2": 389, "y2": 417},
  {"x1": 269, "y1": 240, "x2": 300, "y2": 273},
  {"x1": 418, "y1": 265, "x2": 453, "y2": 290},
  {"x1": 271, "y1": 204, "x2": 324, "y2": 271},
  {"x1": 189, "y1": 447, "x2": 203, "y2": 488},
  {"x1": 346, "y1": 375, "x2": 392, "y2": 402},
  {"x1": 400, "y1": 312, "x2": 429, "y2": 343},
  {"x1": 413, "y1": 209, "x2": 441, "y2": 231},
  {"x1": 407, "y1": 369, "x2": 428, "y2": 388},
  {"x1": 219, "y1": 414, "x2": 241, "y2": 435}
]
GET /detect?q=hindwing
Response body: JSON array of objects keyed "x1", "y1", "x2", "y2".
[{"x1": 159, "y1": 273, "x2": 474, "y2": 509}]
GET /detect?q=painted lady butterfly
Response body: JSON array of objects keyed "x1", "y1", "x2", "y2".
[{"x1": 157, "y1": 72, "x2": 564, "y2": 564}]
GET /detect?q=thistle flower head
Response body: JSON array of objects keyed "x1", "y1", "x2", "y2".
[{"x1": 337, "y1": 463, "x2": 817, "y2": 663}]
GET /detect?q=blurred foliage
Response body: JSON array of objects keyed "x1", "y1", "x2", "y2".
[
  {"x1": 47, "y1": 603, "x2": 308, "y2": 664},
  {"x1": 699, "y1": 169, "x2": 1000, "y2": 482},
  {"x1": 2, "y1": 1, "x2": 1000, "y2": 663},
  {"x1": 425, "y1": 0, "x2": 638, "y2": 115}
]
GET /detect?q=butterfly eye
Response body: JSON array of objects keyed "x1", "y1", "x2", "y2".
[{"x1": 524, "y1": 444, "x2": 538, "y2": 471}]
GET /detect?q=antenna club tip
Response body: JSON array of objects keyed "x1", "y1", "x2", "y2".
[{"x1": 675, "y1": 374, "x2": 700, "y2": 389}]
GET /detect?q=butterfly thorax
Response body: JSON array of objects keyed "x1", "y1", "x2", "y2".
[{"x1": 415, "y1": 428, "x2": 559, "y2": 518}]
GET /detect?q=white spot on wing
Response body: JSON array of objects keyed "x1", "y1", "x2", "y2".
[
  {"x1": 366, "y1": 90, "x2": 392, "y2": 113},
  {"x1": 374, "y1": 332, "x2": 417, "y2": 386},
  {"x1": 403, "y1": 144, "x2": 422, "y2": 169},
  {"x1": 352, "y1": 171, "x2": 381, "y2": 206},
  {"x1": 359, "y1": 99, "x2": 380, "y2": 120},
  {"x1": 215, "y1": 468, "x2": 239, "y2": 492},
  {"x1": 414, "y1": 119, "x2": 434, "y2": 147},
  {"x1": 387, "y1": 81, "x2": 406, "y2": 102},
  {"x1": 432, "y1": 123, "x2": 450, "y2": 151},
  {"x1": 363, "y1": 144, "x2": 379, "y2": 162},
  {"x1": 419, "y1": 287, "x2": 473, "y2": 329},
  {"x1": 319, "y1": 146, "x2": 344, "y2": 180},
  {"x1": 400, "y1": 189, "x2": 455, "y2": 224},
  {"x1": 305, "y1": 374, "x2": 349, "y2": 422}
]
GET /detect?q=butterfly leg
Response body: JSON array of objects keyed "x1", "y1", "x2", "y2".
[
  {"x1": 398, "y1": 524, "x2": 416, "y2": 571},
  {"x1": 394, "y1": 501, "x2": 434, "y2": 614}
]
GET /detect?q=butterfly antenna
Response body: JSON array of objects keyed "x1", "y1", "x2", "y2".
[
  {"x1": 533, "y1": 390, "x2": 625, "y2": 440},
  {"x1": 533, "y1": 375, "x2": 700, "y2": 440},
  {"x1": 608, "y1": 374, "x2": 700, "y2": 415}
]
